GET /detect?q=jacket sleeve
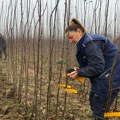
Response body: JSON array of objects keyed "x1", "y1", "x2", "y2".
[{"x1": 77, "y1": 41, "x2": 105, "y2": 78}]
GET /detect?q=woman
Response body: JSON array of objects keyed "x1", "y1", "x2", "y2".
[{"x1": 65, "y1": 18, "x2": 120, "y2": 120}]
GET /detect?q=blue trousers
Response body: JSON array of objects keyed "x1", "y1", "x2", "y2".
[{"x1": 89, "y1": 89, "x2": 119, "y2": 120}]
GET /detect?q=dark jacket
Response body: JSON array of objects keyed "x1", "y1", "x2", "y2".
[{"x1": 76, "y1": 33, "x2": 120, "y2": 99}]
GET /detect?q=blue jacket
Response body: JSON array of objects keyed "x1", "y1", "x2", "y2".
[{"x1": 76, "y1": 33, "x2": 120, "y2": 99}]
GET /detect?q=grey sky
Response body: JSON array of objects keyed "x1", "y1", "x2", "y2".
[{"x1": 0, "y1": 0, "x2": 120, "y2": 37}]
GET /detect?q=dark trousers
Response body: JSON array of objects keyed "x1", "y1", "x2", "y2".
[{"x1": 89, "y1": 89, "x2": 119, "y2": 120}]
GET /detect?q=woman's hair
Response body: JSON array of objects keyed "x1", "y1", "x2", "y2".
[{"x1": 65, "y1": 18, "x2": 85, "y2": 33}]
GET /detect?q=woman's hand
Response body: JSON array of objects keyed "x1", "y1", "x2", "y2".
[{"x1": 68, "y1": 71, "x2": 78, "y2": 80}]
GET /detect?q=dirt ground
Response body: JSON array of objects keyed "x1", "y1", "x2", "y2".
[
  {"x1": 0, "y1": 60, "x2": 120, "y2": 120},
  {"x1": 0, "y1": 61, "x2": 92, "y2": 120},
  {"x1": 0, "y1": 61, "x2": 27, "y2": 120}
]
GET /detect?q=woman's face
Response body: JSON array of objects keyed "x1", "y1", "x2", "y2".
[{"x1": 66, "y1": 29, "x2": 83, "y2": 44}]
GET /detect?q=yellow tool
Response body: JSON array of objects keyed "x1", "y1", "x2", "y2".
[
  {"x1": 58, "y1": 68, "x2": 85, "y2": 94},
  {"x1": 65, "y1": 73, "x2": 85, "y2": 83},
  {"x1": 58, "y1": 84, "x2": 78, "y2": 94},
  {"x1": 64, "y1": 68, "x2": 85, "y2": 83},
  {"x1": 65, "y1": 88, "x2": 78, "y2": 94},
  {"x1": 104, "y1": 112, "x2": 120, "y2": 117},
  {"x1": 58, "y1": 84, "x2": 72, "y2": 89}
]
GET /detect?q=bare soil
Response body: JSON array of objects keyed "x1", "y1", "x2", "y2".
[
  {"x1": 0, "y1": 61, "x2": 120, "y2": 120},
  {"x1": 0, "y1": 61, "x2": 28, "y2": 120}
]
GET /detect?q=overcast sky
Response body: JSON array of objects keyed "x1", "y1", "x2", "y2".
[{"x1": 0, "y1": 0, "x2": 120, "y2": 37}]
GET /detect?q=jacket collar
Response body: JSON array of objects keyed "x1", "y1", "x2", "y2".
[{"x1": 76, "y1": 33, "x2": 88, "y2": 46}]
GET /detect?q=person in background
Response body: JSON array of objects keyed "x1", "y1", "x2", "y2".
[
  {"x1": 0, "y1": 33, "x2": 7, "y2": 60},
  {"x1": 65, "y1": 18, "x2": 120, "y2": 120}
]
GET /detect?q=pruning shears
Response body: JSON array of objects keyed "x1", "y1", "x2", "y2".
[
  {"x1": 59, "y1": 68, "x2": 86, "y2": 94},
  {"x1": 64, "y1": 68, "x2": 85, "y2": 83}
]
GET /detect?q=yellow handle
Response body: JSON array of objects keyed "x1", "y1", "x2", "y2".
[
  {"x1": 77, "y1": 77, "x2": 85, "y2": 83},
  {"x1": 104, "y1": 112, "x2": 120, "y2": 117},
  {"x1": 63, "y1": 74, "x2": 85, "y2": 83},
  {"x1": 65, "y1": 88, "x2": 78, "y2": 94},
  {"x1": 58, "y1": 84, "x2": 72, "y2": 89}
]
